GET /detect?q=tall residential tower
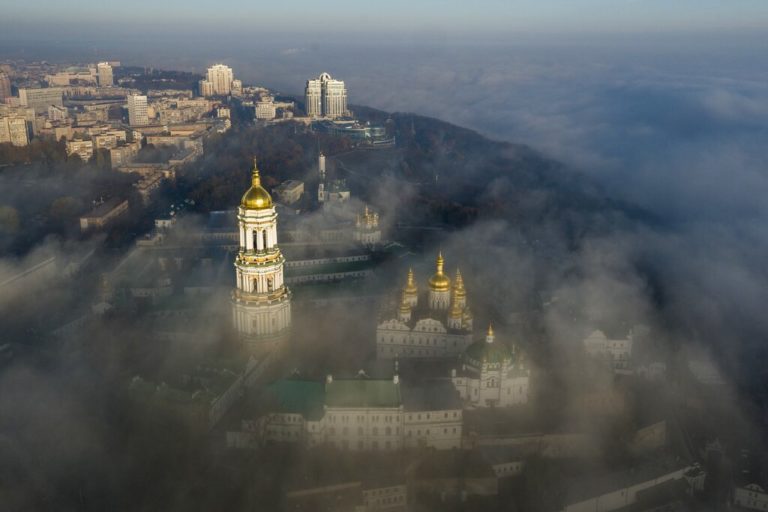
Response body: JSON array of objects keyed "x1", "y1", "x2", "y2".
[
  {"x1": 304, "y1": 72, "x2": 348, "y2": 118},
  {"x1": 97, "y1": 62, "x2": 113, "y2": 87},
  {"x1": 199, "y1": 64, "x2": 235, "y2": 96},
  {"x1": 127, "y1": 94, "x2": 149, "y2": 126}
]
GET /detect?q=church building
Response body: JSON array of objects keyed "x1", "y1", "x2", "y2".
[
  {"x1": 376, "y1": 253, "x2": 474, "y2": 359},
  {"x1": 451, "y1": 325, "x2": 531, "y2": 408}
]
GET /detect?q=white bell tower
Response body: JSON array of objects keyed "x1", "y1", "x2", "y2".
[{"x1": 232, "y1": 158, "x2": 292, "y2": 347}]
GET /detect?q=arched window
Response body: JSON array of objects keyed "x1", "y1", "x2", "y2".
[{"x1": 263, "y1": 230, "x2": 268, "y2": 250}]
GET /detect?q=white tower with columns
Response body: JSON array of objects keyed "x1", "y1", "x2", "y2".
[{"x1": 232, "y1": 159, "x2": 292, "y2": 347}]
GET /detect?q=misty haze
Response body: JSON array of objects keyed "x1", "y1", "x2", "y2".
[{"x1": 1, "y1": 2, "x2": 767, "y2": 511}]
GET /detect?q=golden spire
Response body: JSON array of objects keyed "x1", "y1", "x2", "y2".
[
  {"x1": 453, "y1": 268, "x2": 466, "y2": 297},
  {"x1": 486, "y1": 323, "x2": 495, "y2": 343},
  {"x1": 251, "y1": 157, "x2": 261, "y2": 185},
  {"x1": 449, "y1": 295, "x2": 463, "y2": 319},
  {"x1": 428, "y1": 252, "x2": 451, "y2": 291},
  {"x1": 405, "y1": 268, "x2": 418, "y2": 294}
]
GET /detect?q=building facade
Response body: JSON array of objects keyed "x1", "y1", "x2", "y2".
[
  {"x1": 734, "y1": 484, "x2": 768, "y2": 511},
  {"x1": 236, "y1": 374, "x2": 462, "y2": 451},
  {"x1": 583, "y1": 329, "x2": 633, "y2": 370},
  {"x1": 66, "y1": 140, "x2": 94, "y2": 161},
  {"x1": 127, "y1": 95, "x2": 149, "y2": 126},
  {"x1": 0, "y1": 72, "x2": 11, "y2": 101},
  {"x1": 202, "y1": 64, "x2": 235, "y2": 96},
  {"x1": 0, "y1": 115, "x2": 29, "y2": 146},
  {"x1": 96, "y1": 62, "x2": 113, "y2": 87},
  {"x1": 231, "y1": 159, "x2": 292, "y2": 347},
  {"x1": 19, "y1": 87, "x2": 63, "y2": 114},
  {"x1": 376, "y1": 254, "x2": 474, "y2": 360},
  {"x1": 354, "y1": 206, "x2": 382, "y2": 247},
  {"x1": 304, "y1": 72, "x2": 348, "y2": 118},
  {"x1": 451, "y1": 325, "x2": 531, "y2": 408}
]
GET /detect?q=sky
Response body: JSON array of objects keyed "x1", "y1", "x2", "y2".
[{"x1": 2, "y1": 0, "x2": 768, "y2": 34}]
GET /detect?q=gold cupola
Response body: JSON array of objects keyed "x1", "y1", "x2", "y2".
[
  {"x1": 241, "y1": 158, "x2": 273, "y2": 210},
  {"x1": 428, "y1": 252, "x2": 451, "y2": 292},
  {"x1": 405, "y1": 268, "x2": 418, "y2": 295}
]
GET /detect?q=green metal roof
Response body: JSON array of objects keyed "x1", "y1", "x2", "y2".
[
  {"x1": 325, "y1": 379, "x2": 401, "y2": 408},
  {"x1": 464, "y1": 340, "x2": 512, "y2": 365},
  {"x1": 264, "y1": 379, "x2": 326, "y2": 420}
]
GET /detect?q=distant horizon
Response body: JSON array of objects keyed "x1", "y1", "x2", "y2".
[{"x1": 2, "y1": 0, "x2": 768, "y2": 37}]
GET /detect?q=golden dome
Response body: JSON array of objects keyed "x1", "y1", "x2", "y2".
[
  {"x1": 404, "y1": 268, "x2": 418, "y2": 294},
  {"x1": 428, "y1": 252, "x2": 451, "y2": 291},
  {"x1": 241, "y1": 158, "x2": 273, "y2": 210}
]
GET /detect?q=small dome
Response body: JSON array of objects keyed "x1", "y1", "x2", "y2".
[
  {"x1": 241, "y1": 159, "x2": 273, "y2": 210},
  {"x1": 464, "y1": 324, "x2": 512, "y2": 365},
  {"x1": 428, "y1": 253, "x2": 451, "y2": 291},
  {"x1": 464, "y1": 339, "x2": 512, "y2": 365}
]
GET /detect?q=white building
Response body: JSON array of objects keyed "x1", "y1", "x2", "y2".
[
  {"x1": 583, "y1": 330, "x2": 633, "y2": 370},
  {"x1": 376, "y1": 254, "x2": 474, "y2": 360},
  {"x1": 273, "y1": 180, "x2": 304, "y2": 205},
  {"x1": 198, "y1": 80, "x2": 214, "y2": 97},
  {"x1": 236, "y1": 374, "x2": 462, "y2": 451},
  {"x1": 451, "y1": 325, "x2": 531, "y2": 408},
  {"x1": 232, "y1": 159, "x2": 292, "y2": 347},
  {"x1": 47, "y1": 105, "x2": 68, "y2": 121},
  {"x1": 317, "y1": 152, "x2": 327, "y2": 202},
  {"x1": 0, "y1": 72, "x2": 11, "y2": 101},
  {"x1": 305, "y1": 72, "x2": 348, "y2": 118},
  {"x1": 19, "y1": 88, "x2": 63, "y2": 114},
  {"x1": 203, "y1": 64, "x2": 235, "y2": 96},
  {"x1": 231, "y1": 79, "x2": 243, "y2": 96},
  {"x1": 66, "y1": 140, "x2": 94, "y2": 161},
  {"x1": 96, "y1": 62, "x2": 113, "y2": 87},
  {"x1": 255, "y1": 99, "x2": 276, "y2": 120},
  {"x1": 735, "y1": 484, "x2": 768, "y2": 511},
  {"x1": 127, "y1": 95, "x2": 149, "y2": 126}
]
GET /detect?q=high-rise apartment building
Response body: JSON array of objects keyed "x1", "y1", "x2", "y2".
[
  {"x1": 0, "y1": 72, "x2": 11, "y2": 101},
  {"x1": 127, "y1": 95, "x2": 149, "y2": 126},
  {"x1": 97, "y1": 62, "x2": 113, "y2": 87},
  {"x1": 304, "y1": 72, "x2": 348, "y2": 118},
  {"x1": 0, "y1": 115, "x2": 30, "y2": 146},
  {"x1": 203, "y1": 64, "x2": 235, "y2": 96},
  {"x1": 19, "y1": 88, "x2": 63, "y2": 114},
  {"x1": 198, "y1": 79, "x2": 214, "y2": 97}
]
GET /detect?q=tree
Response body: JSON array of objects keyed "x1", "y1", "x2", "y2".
[{"x1": 49, "y1": 196, "x2": 83, "y2": 221}]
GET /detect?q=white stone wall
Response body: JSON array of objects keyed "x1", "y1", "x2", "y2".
[
  {"x1": 403, "y1": 409, "x2": 462, "y2": 449},
  {"x1": 377, "y1": 318, "x2": 472, "y2": 359},
  {"x1": 321, "y1": 407, "x2": 403, "y2": 451},
  {"x1": 735, "y1": 485, "x2": 768, "y2": 511}
]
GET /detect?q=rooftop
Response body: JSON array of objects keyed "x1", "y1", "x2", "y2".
[{"x1": 325, "y1": 378, "x2": 401, "y2": 409}]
